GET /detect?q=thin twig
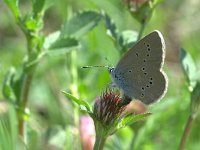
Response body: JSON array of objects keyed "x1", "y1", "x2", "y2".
[
  {"x1": 137, "y1": 21, "x2": 146, "y2": 41},
  {"x1": 178, "y1": 114, "x2": 195, "y2": 150}
]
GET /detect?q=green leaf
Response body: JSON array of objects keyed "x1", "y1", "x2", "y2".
[
  {"x1": 25, "y1": 17, "x2": 38, "y2": 30},
  {"x1": 62, "y1": 91, "x2": 92, "y2": 113},
  {"x1": 4, "y1": 0, "x2": 20, "y2": 19},
  {"x1": 2, "y1": 67, "x2": 24, "y2": 103},
  {"x1": 12, "y1": 69, "x2": 24, "y2": 102},
  {"x1": 61, "y1": 11, "x2": 102, "y2": 38},
  {"x1": 49, "y1": 37, "x2": 80, "y2": 51},
  {"x1": 32, "y1": 0, "x2": 45, "y2": 16},
  {"x1": 180, "y1": 48, "x2": 197, "y2": 89},
  {"x1": 21, "y1": 13, "x2": 44, "y2": 31},
  {"x1": 32, "y1": 0, "x2": 54, "y2": 17},
  {"x1": 0, "y1": 119, "x2": 13, "y2": 150},
  {"x1": 103, "y1": 14, "x2": 138, "y2": 53},
  {"x1": 154, "y1": 0, "x2": 165, "y2": 6},
  {"x1": 25, "y1": 51, "x2": 46, "y2": 71},
  {"x1": 44, "y1": 31, "x2": 60, "y2": 49},
  {"x1": 119, "y1": 30, "x2": 138, "y2": 48},
  {"x1": 43, "y1": 0, "x2": 54, "y2": 11},
  {"x1": 104, "y1": 13, "x2": 119, "y2": 41},
  {"x1": 120, "y1": 112, "x2": 151, "y2": 127},
  {"x1": 2, "y1": 68, "x2": 16, "y2": 102},
  {"x1": 130, "y1": 0, "x2": 154, "y2": 24},
  {"x1": 44, "y1": 31, "x2": 80, "y2": 54},
  {"x1": 191, "y1": 82, "x2": 200, "y2": 116}
]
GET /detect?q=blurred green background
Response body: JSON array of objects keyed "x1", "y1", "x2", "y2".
[{"x1": 0, "y1": 0, "x2": 200, "y2": 150}]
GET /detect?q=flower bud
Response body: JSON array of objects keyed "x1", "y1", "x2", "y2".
[
  {"x1": 93, "y1": 89, "x2": 126, "y2": 126},
  {"x1": 122, "y1": 0, "x2": 155, "y2": 24}
]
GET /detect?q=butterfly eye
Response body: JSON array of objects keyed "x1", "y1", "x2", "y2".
[{"x1": 109, "y1": 67, "x2": 114, "y2": 73}]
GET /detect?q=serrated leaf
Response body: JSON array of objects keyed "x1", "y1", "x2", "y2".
[
  {"x1": 62, "y1": 91, "x2": 92, "y2": 113},
  {"x1": 121, "y1": 112, "x2": 151, "y2": 127},
  {"x1": 4, "y1": 0, "x2": 20, "y2": 19},
  {"x1": 43, "y1": 31, "x2": 60, "y2": 49},
  {"x1": 61, "y1": 11, "x2": 102, "y2": 38},
  {"x1": 180, "y1": 48, "x2": 197, "y2": 88},
  {"x1": 46, "y1": 38, "x2": 80, "y2": 55},
  {"x1": 44, "y1": 31, "x2": 80, "y2": 54},
  {"x1": 104, "y1": 13, "x2": 118, "y2": 41},
  {"x1": 49, "y1": 37, "x2": 79, "y2": 50},
  {"x1": 2, "y1": 68, "x2": 16, "y2": 102}
]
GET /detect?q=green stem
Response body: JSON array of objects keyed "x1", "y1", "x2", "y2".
[
  {"x1": 94, "y1": 134, "x2": 106, "y2": 150},
  {"x1": 129, "y1": 131, "x2": 138, "y2": 150},
  {"x1": 70, "y1": 50, "x2": 78, "y2": 98},
  {"x1": 137, "y1": 21, "x2": 146, "y2": 41},
  {"x1": 18, "y1": 29, "x2": 37, "y2": 138},
  {"x1": 70, "y1": 50, "x2": 80, "y2": 149},
  {"x1": 178, "y1": 114, "x2": 195, "y2": 150},
  {"x1": 93, "y1": 121, "x2": 107, "y2": 150},
  {"x1": 18, "y1": 74, "x2": 33, "y2": 137}
]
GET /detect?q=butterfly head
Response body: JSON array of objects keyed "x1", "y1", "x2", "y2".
[{"x1": 108, "y1": 67, "x2": 115, "y2": 75}]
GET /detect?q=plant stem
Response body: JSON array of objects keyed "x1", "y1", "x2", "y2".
[
  {"x1": 18, "y1": 74, "x2": 33, "y2": 137},
  {"x1": 178, "y1": 114, "x2": 195, "y2": 150},
  {"x1": 70, "y1": 50, "x2": 80, "y2": 149},
  {"x1": 94, "y1": 134, "x2": 106, "y2": 150},
  {"x1": 93, "y1": 121, "x2": 107, "y2": 150},
  {"x1": 18, "y1": 33, "x2": 35, "y2": 137},
  {"x1": 137, "y1": 21, "x2": 146, "y2": 41},
  {"x1": 129, "y1": 131, "x2": 138, "y2": 150}
]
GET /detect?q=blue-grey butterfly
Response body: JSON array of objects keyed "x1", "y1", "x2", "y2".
[{"x1": 109, "y1": 30, "x2": 168, "y2": 104}]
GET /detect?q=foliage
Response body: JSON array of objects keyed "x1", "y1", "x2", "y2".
[{"x1": 1, "y1": 0, "x2": 200, "y2": 150}]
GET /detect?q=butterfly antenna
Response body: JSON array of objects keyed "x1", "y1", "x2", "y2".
[
  {"x1": 81, "y1": 65, "x2": 109, "y2": 69},
  {"x1": 81, "y1": 57, "x2": 113, "y2": 69}
]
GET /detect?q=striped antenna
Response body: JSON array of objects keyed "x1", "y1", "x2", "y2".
[
  {"x1": 81, "y1": 57, "x2": 112, "y2": 69},
  {"x1": 81, "y1": 65, "x2": 109, "y2": 68}
]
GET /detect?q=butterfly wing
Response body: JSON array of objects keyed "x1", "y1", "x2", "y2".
[{"x1": 112, "y1": 30, "x2": 167, "y2": 104}]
